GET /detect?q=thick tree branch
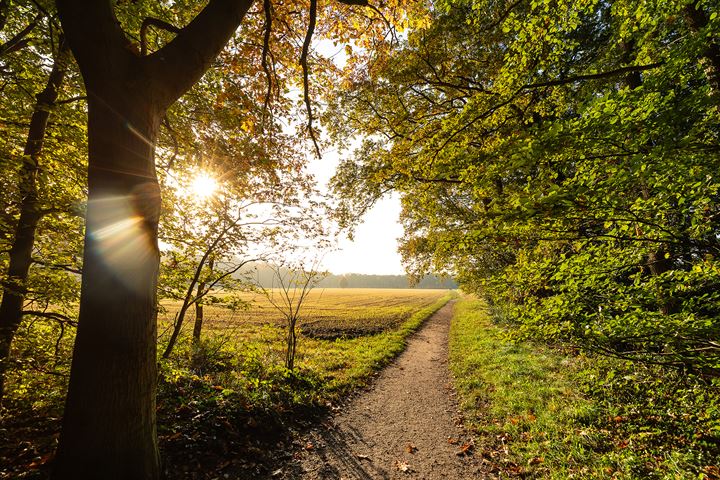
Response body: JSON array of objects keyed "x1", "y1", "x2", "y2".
[
  {"x1": 0, "y1": 0, "x2": 9, "y2": 32},
  {"x1": 0, "y1": 13, "x2": 42, "y2": 57},
  {"x1": 684, "y1": 5, "x2": 720, "y2": 110},
  {"x1": 300, "y1": 0, "x2": 321, "y2": 158},
  {"x1": 55, "y1": 0, "x2": 135, "y2": 82},
  {"x1": 520, "y1": 63, "x2": 663, "y2": 90},
  {"x1": 140, "y1": 17, "x2": 181, "y2": 57},
  {"x1": 260, "y1": 0, "x2": 273, "y2": 128},
  {"x1": 147, "y1": 0, "x2": 255, "y2": 109}
]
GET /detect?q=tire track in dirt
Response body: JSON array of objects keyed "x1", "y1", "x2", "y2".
[{"x1": 279, "y1": 301, "x2": 490, "y2": 479}]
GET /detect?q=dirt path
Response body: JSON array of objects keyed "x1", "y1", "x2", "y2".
[{"x1": 279, "y1": 301, "x2": 488, "y2": 479}]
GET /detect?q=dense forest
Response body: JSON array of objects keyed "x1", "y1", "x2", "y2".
[{"x1": 1, "y1": 0, "x2": 719, "y2": 478}]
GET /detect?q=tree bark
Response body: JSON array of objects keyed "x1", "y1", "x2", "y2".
[
  {"x1": 192, "y1": 258, "x2": 213, "y2": 347},
  {"x1": 286, "y1": 319, "x2": 297, "y2": 371},
  {"x1": 685, "y1": 5, "x2": 720, "y2": 111},
  {"x1": 52, "y1": 1, "x2": 254, "y2": 477},
  {"x1": 0, "y1": 40, "x2": 68, "y2": 403},
  {"x1": 52, "y1": 81, "x2": 164, "y2": 480}
]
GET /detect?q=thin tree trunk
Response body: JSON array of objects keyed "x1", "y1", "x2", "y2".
[
  {"x1": 0, "y1": 40, "x2": 68, "y2": 402},
  {"x1": 163, "y1": 293, "x2": 193, "y2": 359},
  {"x1": 286, "y1": 318, "x2": 297, "y2": 371},
  {"x1": 53, "y1": 89, "x2": 163, "y2": 480},
  {"x1": 192, "y1": 287, "x2": 204, "y2": 345},
  {"x1": 685, "y1": 5, "x2": 720, "y2": 111},
  {"x1": 192, "y1": 258, "x2": 213, "y2": 347},
  {"x1": 623, "y1": 43, "x2": 677, "y2": 315}
]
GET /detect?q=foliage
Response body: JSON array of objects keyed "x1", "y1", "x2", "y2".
[
  {"x1": 329, "y1": 0, "x2": 720, "y2": 376},
  {"x1": 0, "y1": 0, "x2": 86, "y2": 402}
]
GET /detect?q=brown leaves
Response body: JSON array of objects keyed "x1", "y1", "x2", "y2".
[
  {"x1": 703, "y1": 465, "x2": 720, "y2": 479},
  {"x1": 405, "y1": 443, "x2": 418, "y2": 454},
  {"x1": 396, "y1": 460, "x2": 412, "y2": 473},
  {"x1": 456, "y1": 441, "x2": 474, "y2": 456},
  {"x1": 27, "y1": 452, "x2": 54, "y2": 469}
]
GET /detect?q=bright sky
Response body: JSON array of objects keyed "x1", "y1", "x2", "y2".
[
  {"x1": 294, "y1": 39, "x2": 407, "y2": 276},
  {"x1": 307, "y1": 149, "x2": 406, "y2": 276}
]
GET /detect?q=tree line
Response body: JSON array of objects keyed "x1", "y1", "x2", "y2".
[{"x1": 329, "y1": 0, "x2": 720, "y2": 378}]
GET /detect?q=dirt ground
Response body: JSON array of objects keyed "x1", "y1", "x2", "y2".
[{"x1": 278, "y1": 301, "x2": 490, "y2": 479}]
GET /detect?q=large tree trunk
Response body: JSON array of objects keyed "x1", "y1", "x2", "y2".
[
  {"x1": 0, "y1": 41, "x2": 68, "y2": 403},
  {"x1": 51, "y1": 1, "x2": 256, "y2": 478},
  {"x1": 53, "y1": 88, "x2": 163, "y2": 480}
]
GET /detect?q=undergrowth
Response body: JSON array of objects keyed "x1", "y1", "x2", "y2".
[{"x1": 449, "y1": 297, "x2": 720, "y2": 479}]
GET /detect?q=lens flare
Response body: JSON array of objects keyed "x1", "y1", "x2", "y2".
[{"x1": 87, "y1": 193, "x2": 157, "y2": 293}]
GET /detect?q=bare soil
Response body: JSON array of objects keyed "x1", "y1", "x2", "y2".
[{"x1": 278, "y1": 301, "x2": 490, "y2": 479}]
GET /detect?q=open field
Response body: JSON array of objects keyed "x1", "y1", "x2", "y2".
[
  {"x1": 159, "y1": 287, "x2": 450, "y2": 338},
  {"x1": 158, "y1": 288, "x2": 454, "y2": 400},
  {"x1": 154, "y1": 288, "x2": 455, "y2": 478}
]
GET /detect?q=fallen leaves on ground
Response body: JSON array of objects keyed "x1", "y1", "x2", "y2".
[
  {"x1": 396, "y1": 460, "x2": 412, "y2": 473},
  {"x1": 457, "y1": 441, "x2": 474, "y2": 456}
]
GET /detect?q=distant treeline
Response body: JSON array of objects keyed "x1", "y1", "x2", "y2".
[
  {"x1": 318, "y1": 273, "x2": 457, "y2": 289},
  {"x1": 243, "y1": 263, "x2": 456, "y2": 289}
]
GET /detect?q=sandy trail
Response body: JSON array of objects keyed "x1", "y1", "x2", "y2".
[{"x1": 280, "y1": 301, "x2": 488, "y2": 479}]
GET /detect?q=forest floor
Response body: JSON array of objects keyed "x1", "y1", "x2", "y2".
[{"x1": 275, "y1": 301, "x2": 491, "y2": 479}]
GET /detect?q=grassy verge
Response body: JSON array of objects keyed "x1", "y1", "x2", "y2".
[
  {"x1": 448, "y1": 297, "x2": 720, "y2": 479},
  {"x1": 449, "y1": 297, "x2": 598, "y2": 478}
]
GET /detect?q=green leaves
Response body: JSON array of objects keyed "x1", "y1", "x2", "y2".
[{"x1": 329, "y1": 0, "x2": 720, "y2": 378}]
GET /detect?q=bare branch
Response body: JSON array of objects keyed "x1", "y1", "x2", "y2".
[
  {"x1": 0, "y1": 0, "x2": 9, "y2": 32},
  {"x1": 300, "y1": 0, "x2": 321, "y2": 158},
  {"x1": 22, "y1": 310, "x2": 78, "y2": 326},
  {"x1": 56, "y1": 95, "x2": 87, "y2": 105},
  {"x1": 521, "y1": 63, "x2": 664, "y2": 90}
]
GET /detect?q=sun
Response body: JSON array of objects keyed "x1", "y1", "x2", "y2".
[{"x1": 189, "y1": 172, "x2": 218, "y2": 200}]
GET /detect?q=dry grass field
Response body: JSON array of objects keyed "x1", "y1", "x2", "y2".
[
  {"x1": 159, "y1": 288, "x2": 450, "y2": 339},
  {"x1": 157, "y1": 288, "x2": 454, "y2": 402}
]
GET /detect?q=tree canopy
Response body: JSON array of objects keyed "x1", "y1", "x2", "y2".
[{"x1": 330, "y1": 0, "x2": 720, "y2": 374}]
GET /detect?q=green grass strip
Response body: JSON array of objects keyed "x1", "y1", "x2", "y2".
[{"x1": 449, "y1": 297, "x2": 606, "y2": 479}]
